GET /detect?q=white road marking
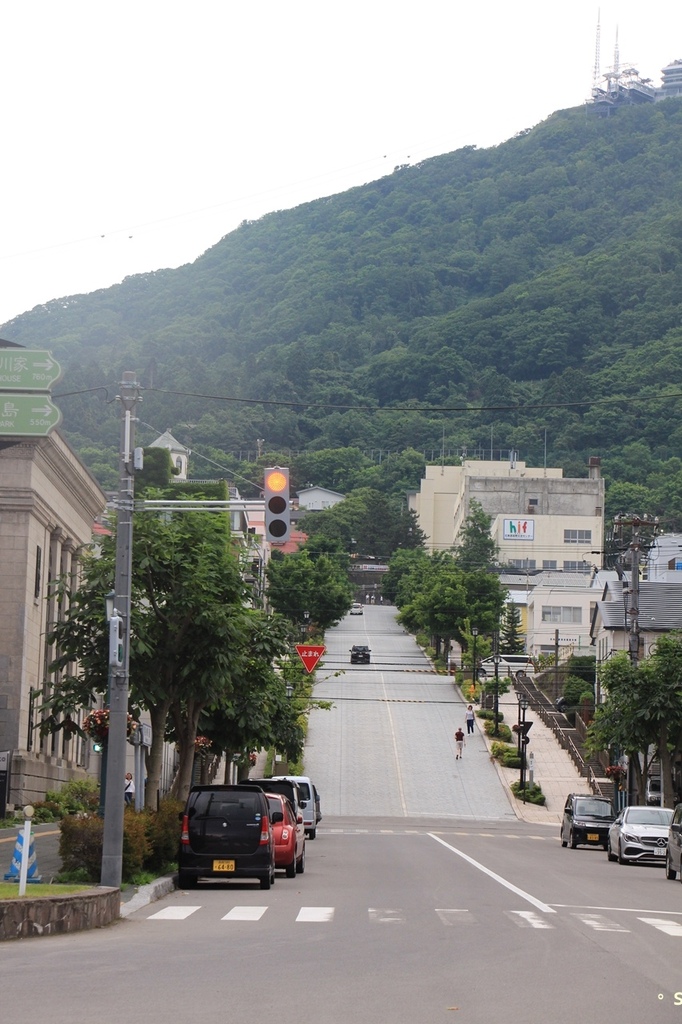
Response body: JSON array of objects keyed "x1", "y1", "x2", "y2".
[
  {"x1": 638, "y1": 917, "x2": 682, "y2": 936},
  {"x1": 428, "y1": 833, "x2": 556, "y2": 914},
  {"x1": 551, "y1": 904, "x2": 682, "y2": 916},
  {"x1": 222, "y1": 906, "x2": 268, "y2": 921},
  {"x1": 368, "y1": 907, "x2": 404, "y2": 923},
  {"x1": 573, "y1": 913, "x2": 629, "y2": 932},
  {"x1": 296, "y1": 907, "x2": 335, "y2": 922},
  {"x1": 147, "y1": 906, "x2": 201, "y2": 920},
  {"x1": 381, "y1": 671, "x2": 408, "y2": 816},
  {"x1": 507, "y1": 910, "x2": 555, "y2": 929},
  {"x1": 436, "y1": 909, "x2": 472, "y2": 925}
]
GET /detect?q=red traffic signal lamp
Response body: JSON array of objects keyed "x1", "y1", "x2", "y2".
[{"x1": 264, "y1": 467, "x2": 290, "y2": 543}]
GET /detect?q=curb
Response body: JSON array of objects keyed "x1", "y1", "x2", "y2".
[{"x1": 120, "y1": 874, "x2": 176, "y2": 918}]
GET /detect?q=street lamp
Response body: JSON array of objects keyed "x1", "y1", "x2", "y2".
[
  {"x1": 471, "y1": 627, "x2": 479, "y2": 693},
  {"x1": 517, "y1": 694, "x2": 529, "y2": 799}
]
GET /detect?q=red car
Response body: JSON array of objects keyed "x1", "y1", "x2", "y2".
[{"x1": 266, "y1": 792, "x2": 305, "y2": 877}]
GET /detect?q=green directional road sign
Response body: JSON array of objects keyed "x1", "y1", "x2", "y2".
[
  {"x1": 0, "y1": 395, "x2": 61, "y2": 436},
  {"x1": 0, "y1": 350, "x2": 62, "y2": 391}
]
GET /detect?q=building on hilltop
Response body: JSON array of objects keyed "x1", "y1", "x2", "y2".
[
  {"x1": 408, "y1": 455, "x2": 604, "y2": 572},
  {"x1": 148, "y1": 428, "x2": 190, "y2": 480}
]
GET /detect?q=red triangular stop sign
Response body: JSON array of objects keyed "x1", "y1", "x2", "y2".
[{"x1": 295, "y1": 644, "x2": 326, "y2": 673}]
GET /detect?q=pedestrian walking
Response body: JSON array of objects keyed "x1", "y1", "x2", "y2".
[
  {"x1": 455, "y1": 727, "x2": 465, "y2": 759},
  {"x1": 124, "y1": 772, "x2": 135, "y2": 806},
  {"x1": 465, "y1": 704, "x2": 475, "y2": 734}
]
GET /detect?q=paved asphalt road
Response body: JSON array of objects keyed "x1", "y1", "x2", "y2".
[{"x1": 2, "y1": 606, "x2": 682, "y2": 1022}]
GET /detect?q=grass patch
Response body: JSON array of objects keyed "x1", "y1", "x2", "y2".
[{"x1": 0, "y1": 882, "x2": 93, "y2": 899}]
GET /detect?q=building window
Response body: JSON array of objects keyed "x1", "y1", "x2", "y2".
[
  {"x1": 542, "y1": 606, "x2": 582, "y2": 624},
  {"x1": 34, "y1": 546, "x2": 42, "y2": 599},
  {"x1": 563, "y1": 560, "x2": 591, "y2": 572},
  {"x1": 564, "y1": 529, "x2": 592, "y2": 545},
  {"x1": 508, "y1": 559, "x2": 536, "y2": 569},
  {"x1": 542, "y1": 560, "x2": 557, "y2": 569}
]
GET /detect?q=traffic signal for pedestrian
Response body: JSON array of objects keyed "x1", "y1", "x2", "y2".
[
  {"x1": 109, "y1": 612, "x2": 123, "y2": 668},
  {"x1": 264, "y1": 467, "x2": 290, "y2": 543}
]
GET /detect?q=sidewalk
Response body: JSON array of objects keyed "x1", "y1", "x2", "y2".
[{"x1": 481, "y1": 687, "x2": 592, "y2": 826}]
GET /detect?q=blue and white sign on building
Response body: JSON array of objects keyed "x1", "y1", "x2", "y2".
[{"x1": 503, "y1": 519, "x2": 535, "y2": 540}]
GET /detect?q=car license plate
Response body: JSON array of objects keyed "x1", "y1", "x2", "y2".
[
  {"x1": 587, "y1": 833, "x2": 600, "y2": 842},
  {"x1": 213, "y1": 859, "x2": 235, "y2": 872},
  {"x1": 654, "y1": 848, "x2": 666, "y2": 857}
]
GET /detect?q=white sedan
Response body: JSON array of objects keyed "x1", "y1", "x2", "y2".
[{"x1": 607, "y1": 806, "x2": 673, "y2": 865}]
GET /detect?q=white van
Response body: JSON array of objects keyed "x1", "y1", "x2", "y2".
[
  {"x1": 272, "y1": 775, "x2": 321, "y2": 839},
  {"x1": 478, "y1": 654, "x2": 534, "y2": 680}
]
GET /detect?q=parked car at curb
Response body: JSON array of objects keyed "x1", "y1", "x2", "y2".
[
  {"x1": 265, "y1": 792, "x2": 305, "y2": 877},
  {"x1": 561, "y1": 793, "x2": 615, "y2": 850},
  {"x1": 665, "y1": 803, "x2": 682, "y2": 880},
  {"x1": 272, "y1": 774, "x2": 322, "y2": 839},
  {"x1": 178, "y1": 784, "x2": 275, "y2": 890},
  {"x1": 350, "y1": 645, "x2": 371, "y2": 664},
  {"x1": 646, "y1": 777, "x2": 662, "y2": 805},
  {"x1": 607, "y1": 806, "x2": 673, "y2": 865}
]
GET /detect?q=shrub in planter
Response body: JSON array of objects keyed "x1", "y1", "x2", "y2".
[
  {"x1": 490, "y1": 741, "x2": 514, "y2": 760},
  {"x1": 483, "y1": 719, "x2": 512, "y2": 743},
  {"x1": 60, "y1": 809, "x2": 151, "y2": 884},
  {"x1": 476, "y1": 709, "x2": 504, "y2": 723},
  {"x1": 510, "y1": 781, "x2": 546, "y2": 805},
  {"x1": 144, "y1": 798, "x2": 184, "y2": 873}
]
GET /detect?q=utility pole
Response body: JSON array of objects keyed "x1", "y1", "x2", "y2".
[
  {"x1": 101, "y1": 372, "x2": 141, "y2": 889},
  {"x1": 612, "y1": 513, "x2": 660, "y2": 668}
]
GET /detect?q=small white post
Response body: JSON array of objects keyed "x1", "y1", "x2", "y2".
[{"x1": 18, "y1": 805, "x2": 35, "y2": 896}]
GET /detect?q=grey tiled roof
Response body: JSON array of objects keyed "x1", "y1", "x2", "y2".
[{"x1": 595, "y1": 581, "x2": 682, "y2": 631}]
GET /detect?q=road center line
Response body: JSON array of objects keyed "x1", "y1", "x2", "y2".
[
  {"x1": 427, "y1": 833, "x2": 556, "y2": 913},
  {"x1": 381, "y1": 671, "x2": 408, "y2": 816}
]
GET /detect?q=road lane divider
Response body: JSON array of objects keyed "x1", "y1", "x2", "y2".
[{"x1": 427, "y1": 833, "x2": 556, "y2": 914}]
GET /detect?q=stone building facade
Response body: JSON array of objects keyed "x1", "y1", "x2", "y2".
[{"x1": 0, "y1": 433, "x2": 106, "y2": 806}]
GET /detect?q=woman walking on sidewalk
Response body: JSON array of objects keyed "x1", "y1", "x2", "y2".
[
  {"x1": 465, "y1": 705, "x2": 475, "y2": 734},
  {"x1": 454, "y1": 727, "x2": 465, "y2": 759}
]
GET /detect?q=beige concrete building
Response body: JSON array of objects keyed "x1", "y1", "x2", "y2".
[
  {"x1": 0, "y1": 433, "x2": 106, "y2": 806},
  {"x1": 408, "y1": 456, "x2": 604, "y2": 571}
]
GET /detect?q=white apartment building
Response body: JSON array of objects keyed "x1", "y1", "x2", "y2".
[
  {"x1": 408, "y1": 455, "x2": 604, "y2": 572},
  {"x1": 526, "y1": 569, "x2": 617, "y2": 658}
]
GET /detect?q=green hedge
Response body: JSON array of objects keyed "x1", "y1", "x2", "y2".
[{"x1": 510, "y1": 781, "x2": 546, "y2": 805}]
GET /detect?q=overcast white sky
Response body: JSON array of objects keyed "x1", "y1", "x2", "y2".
[{"x1": 2, "y1": 1, "x2": 681, "y2": 329}]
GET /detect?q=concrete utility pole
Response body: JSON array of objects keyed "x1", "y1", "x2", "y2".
[
  {"x1": 101, "y1": 372, "x2": 141, "y2": 889},
  {"x1": 612, "y1": 513, "x2": 660, "y2": 668}
]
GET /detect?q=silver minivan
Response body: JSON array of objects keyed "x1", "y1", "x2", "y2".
[{"x1": 272, "y1": 775, "x2": 321, "y2": 839}]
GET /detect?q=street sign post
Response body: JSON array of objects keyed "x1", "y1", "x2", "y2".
[
  {"x1": 0, "y1": 350, "x2": 62, "y2": 391},
  {"x1": 0, "y1": 395, "x2": 62, "y2": 436},
  {"x1": 295, "y1": 644, "x2": 326, "y2": 673}
]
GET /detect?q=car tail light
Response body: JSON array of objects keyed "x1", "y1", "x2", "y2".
[
  {"x1": 260, "y1": 816, "x2": 270, "y2": 845},
  {"x1": 181, "y1": 814, "x2": 190, "y2": 845}
]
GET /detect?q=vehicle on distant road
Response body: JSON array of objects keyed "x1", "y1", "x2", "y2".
[
  {"x1": 178, "y1": 784, "x2": 275, "y2": 890},
  {"x1": 350, "y1": 645, "x2": 371, "y2": 664},
  {"x1": 561, "y1": 793, "x2": 615, "y2": 850},
  {"x1": 646, "y1": 777, "x2": 662, "y2": 805},
  {"x1": 350, "y1": 602, "x2": 364, "y2": 615},
  {"x1": 265, "y1": 792, "x2": 305, "y2": 877},
  {"x1": 607, "y1": 805, "x2": 673, "y2": 865},
  {"x1": 478, "y1": 654, "x2": 534, "y2": 679}
]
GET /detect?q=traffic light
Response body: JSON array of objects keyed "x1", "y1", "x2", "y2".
[
  {"x1": 109, "y1": 612, "x2": 123, "y2": 668},
  {"x1": 264, "y1": 467, "x2": 290, "y2": 543}
]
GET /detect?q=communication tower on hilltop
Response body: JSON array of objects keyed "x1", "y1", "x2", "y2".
[{"x1": 588, "y1": 18, "x2": 656, "y2": 114}]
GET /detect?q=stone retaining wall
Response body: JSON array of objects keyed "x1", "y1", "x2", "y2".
[{"x1": 0, "y1": 887, "x2": 119, "y2": 941}]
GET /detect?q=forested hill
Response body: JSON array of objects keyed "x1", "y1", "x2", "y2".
[{"x1": 4, "y1": 100, "x2": 682, "y2": 524}]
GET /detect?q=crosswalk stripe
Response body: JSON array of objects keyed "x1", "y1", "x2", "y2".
[
  {"x1": 573, "y1": 914, "x2": 629, "y2": 932},
  {"x1": 507, "y1": 910, "x2": 554, "y2": 929},
  {"x1": 638, "y1": 917, "x2": 682, "y2": 936},
  {"x1": 368, "y1": 907, "x2": 404, "y2": 923},
  {"x1": 147, "y1": 906, "x2": 201, "y2": 920},
  {"x1": 222, "y1": 906, "x2": 268, "y2": 921},
  {"x1": 296, "y1": 907, "x2": 334, "y2": 922},
  {"x1": 435, "y1": 909, "x2": 472, "y2": 925}
]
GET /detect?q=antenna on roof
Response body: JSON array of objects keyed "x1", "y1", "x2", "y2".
[{"x1": 592, "y1": 9, "x2": 601, "y2": 93}]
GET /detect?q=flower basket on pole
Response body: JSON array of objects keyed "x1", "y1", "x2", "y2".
[{"x1": 82, "y1": 709, "x2": 137, "y2": 744}]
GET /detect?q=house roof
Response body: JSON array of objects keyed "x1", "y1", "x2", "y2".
[
  {"x1": 594, "y1": 580, "x2": 682, "y2": 632},
  {"x1": 148, "y1": 429, "x2": 189, "y2": 454}
]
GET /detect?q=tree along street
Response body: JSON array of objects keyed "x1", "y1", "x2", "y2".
[{"x1": 4, "y1": 606, "x2": 682, "y2": 1022}]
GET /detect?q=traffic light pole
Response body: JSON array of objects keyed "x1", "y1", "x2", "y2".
[{"x1": 100, "y1": 372, "x2": 140, "y2": 889}]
